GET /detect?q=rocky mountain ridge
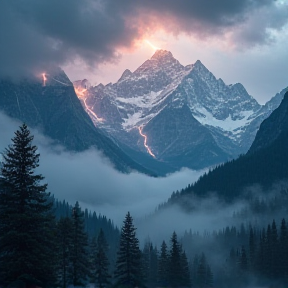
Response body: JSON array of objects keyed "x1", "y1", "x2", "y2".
[
  {"x1": 0, "y1": 70, "x2": 155, "y2": 175},
  {"x1": 75, "y1": 50, "x2": 287, "y2": 172}
]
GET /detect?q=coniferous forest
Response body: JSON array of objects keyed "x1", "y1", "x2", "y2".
[{"x1": 1, "y1": 124, "x2": 288, "y2": 288}]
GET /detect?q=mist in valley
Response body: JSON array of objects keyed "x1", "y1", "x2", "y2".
[{"x1": 2, "y1": 111, "x2": 288, "y2": 288}]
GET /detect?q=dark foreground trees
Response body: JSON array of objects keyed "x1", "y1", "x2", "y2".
[
  {"x1": 0, "y1": 124, "x2": 56, "y2": 287},
  {"x1": 91, "y1": 228, "x2": 111, "y2": 288},
  {"x1": 114, "y1": 212, "x2": 142, "y2": 287}
]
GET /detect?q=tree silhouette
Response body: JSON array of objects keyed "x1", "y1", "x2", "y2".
[
  {"x1": 114, "y1": 212, "x2": 142, "y2": 287},
  {"x1": 0, "y1": 123, "x2": 56, "y2": 287}
]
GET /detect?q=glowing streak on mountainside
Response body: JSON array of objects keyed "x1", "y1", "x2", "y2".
[
  {"x1": 74, "y1": 87, "x2": 87, "y2": 98},
  {"x1": 138, "y1": 126, "x2": 155, "y2": 158},
  {"x1": 83, "y1": 98, "x2": 104, "y2": 122},
  {"x1": 42, "y1": 73, "x2": 47, "y2": 86},
  {"x1": 74, "y1": 86, "x2": 104, "y2": 123}
]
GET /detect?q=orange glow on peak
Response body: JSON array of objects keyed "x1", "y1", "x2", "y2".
[{"x1": 74, "y1": 87, "x2": 87, "y2": 98}]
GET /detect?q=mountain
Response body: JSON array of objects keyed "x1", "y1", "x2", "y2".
[
  {"x1": 166, "y1": 91, "x2": 288, "y2": 206},
  {"x1": 76, "y1": 50, "x2": 285, "y2": 172},
  {"x1": 0, "y1": 69, "x2": 155, "y2": 175}
]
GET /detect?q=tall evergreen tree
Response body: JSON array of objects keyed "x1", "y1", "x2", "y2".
[
  {"x1": 0, "y1": 123, "x2": 56, "y2": 287},
  {"x1": 197, "y1": 253, "x2": 207, "y2": 288},
  {"x1": 239, "y1": 246, "x2": 248, "y2": 272},
  {"x1": 70, "y1": 201, "x2": 90, "y2": 286},
  {"x1": 158, "y1": 241, "x2": 169, "y2": 287},
  {"x1": 205, "y1": 264, "x2": 214, "y2": 288},
  {"x1": 142, "y1": 240, "x2": 158, "y2": 287},
  {"x1": 270, "y1": 219, "x2": 279, "y2": 277},
  {"x1": 181, "y1": 250, "x2": 191, "y2": 287},
  {"x1": 249, "y1": 227, "x2": 256, "y2": 272},
  {"x1": 114, "y1": 212, "x2": 142, "y2": 288},
  {"x1": 279, "y1": 218, "x2": 288, "y2": 280},
  {"x1": 168, "y1": 232, "x2": 183, "y2": 287},
  {"x1": 56, "y1": 217, "x2": 74, "y2": 288},
  {"x1": 91, "y1": 229, "x2": 111, "y2": 288}
]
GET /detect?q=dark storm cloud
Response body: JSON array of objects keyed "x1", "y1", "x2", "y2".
[
  {"x1": 0, "y1": 0, "x2": 287, "y2": 78},
  {"x1": 0, "y1": 0, "x2": 139, "y2": 78}
]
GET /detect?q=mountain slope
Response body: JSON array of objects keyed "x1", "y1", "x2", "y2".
[
  {"x1": 167, "y1": 91, "x2": 288, "y2": 204},
  {"x1": 0, "y1": 71, "x2": 155, "y2": 175},
  {"x1": 77, "y1": 50, "x2": 284, "y2": 172}
]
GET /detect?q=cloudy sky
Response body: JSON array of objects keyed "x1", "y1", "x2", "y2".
[{"x1": 1, "y1": 0, "x2": 288, "y2": 103}]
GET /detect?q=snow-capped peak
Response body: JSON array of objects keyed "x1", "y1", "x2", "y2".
[{"x1": 151, "y1": 49, "x2": 174, "y2": 61}]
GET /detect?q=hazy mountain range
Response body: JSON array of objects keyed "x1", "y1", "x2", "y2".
[
  {"x1": 0, "y1": 50, "x2": 287, "y2": 176},
  {"x1": 165, "y1": 90, "x2": 288, "y2": 207},
  {"x1": 75, "y1": 50, "x2": 287, "y2": 174}
]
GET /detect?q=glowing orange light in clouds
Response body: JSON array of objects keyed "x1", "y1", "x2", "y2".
[
  {"x1": 74, "y1": 86, "x2": 104, "y2": 123},
  {"x1": 145, "y1": 40, "x2": 160, "y2": 51},
  {"x1": 138, "y1": 126, "x2": 155, "y2": 158},
  {"x1": 42, "y1": 73, "x2": 47, "y2": 86}
]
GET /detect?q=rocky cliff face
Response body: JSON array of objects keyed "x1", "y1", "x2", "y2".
[
  {"x1": 249, "y1": 90, "x2": 288, "y2": 153},
  {"x1": 76, "y1": 50, "x2": 286, "y2": 171},
  {"x1": 0, "y1": 70, "x2": 155, "y2": 174}
]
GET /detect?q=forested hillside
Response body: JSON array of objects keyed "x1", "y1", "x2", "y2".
[{"x1": 167, "y1": 91, "x2": 288, "y2": 205}]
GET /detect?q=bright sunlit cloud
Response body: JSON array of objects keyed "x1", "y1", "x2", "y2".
[{"x1": 145, "y1": 40, "x2": 161, "y2": 51}]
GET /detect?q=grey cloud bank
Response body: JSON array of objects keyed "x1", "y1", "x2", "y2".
[
  {"x1": 1, "y1": 0, "x2": 287, "y2": 78},
  {"x1": 0, "y1": 111, "x2": 204, "y2": 226}
]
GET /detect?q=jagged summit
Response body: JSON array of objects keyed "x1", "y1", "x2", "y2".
[
  {"x1": 118, "y1": 69, "x2": 132, "y2": 82},
  {"x1": 192, "y1": 59, "x2": 210, "y2": 74},
  {"x1": 151, "y1": 49, "x2": 174, "y2": 60},
  {"x1": 75, "y1": 50, "x2": 285, "y2": 173}
]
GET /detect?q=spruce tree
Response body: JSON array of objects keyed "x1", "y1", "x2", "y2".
[
  {"x1": 158, "y1": 241, "x2": 169, "y2": 287},
  {"x1": 270, "y1": 219, "x2": 279, "y2": 277},
  {"x1": 279, "y1": 218, "x2": 288, "y2": 280},
  {"x1": 70, "y1": 201, "x2": 90, "y2": 286},
  {"x1": 249, "y1": 227, "x2": 256, "y2": 272},
  {"x1": 239, "y1": 246, "x2": 248, "y2": 272},
  {"x1": 181, "y1": 250, "x2": 191, "y2": 287},
  {"x1": 57, "y1": 217, "x2": 74, "y2": 288},
  {"x1": 168, "y1": 232, "x2": 183, "y2": 287},
  {"x1": 197, "y1": 253, "x2": 207, "y2": 288},
  {"x1": 0, "y1": 123, "x2": 56, "y2": 287},
  {"x1": 206, "y1": 264, "x2": 214, "y2": 288},
  {"x1": 142, "y1": 241, "x2": 158, "y2": 287},
  {"x1": 92, "y1": 229, "x2": 111, "y2": 288},
  {"x1": 114, "y1": 212, "x2": 142, "y2": 288}
]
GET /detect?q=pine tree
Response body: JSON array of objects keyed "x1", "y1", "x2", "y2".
[
  {"x1": 142, "y1": 240, "x2": 158, "y2": 286},
  {"x1": 279, "y1": 218, "x2": 288, "y2": 280},
  {"x1": 181, "y1": 250, "x2": 191, "y2": 287},
  {"x1": 70, "y1": 201, "x2": 90, "y2": 286},
  {"x1": 205, "y1": 264, "x2": 214, "y2": 288},
  {"x1": 114, "y1": 212, "x2": 142, "y2": 288},
  {"x1": 149, "y1": 244, "x2": 158, "y2": 286},
  {"x1": 168, "y1": 231, "x2": 183, "y2": 287},
  {"x1": 158, "y1": 241, "x2": 169, "y2": 287},
  {"x1": 239, "y1": 246, "x2": 248, "y2": 272},
  {"x1": 57, "y1": 217, "x2": 74, "y2": 288},
  {"x1": 197, "y1": 253, "x2": 207, "y2": 288},
  {"x1": 0, "y1": 123, "x2": 57, "y2": 287},
  {"x1": 92, "y1": 229, "x2": 111, "y2": 288},
  {"x1": 270, "y1": 219, "x2": 279, "y2": 277},
  {"x1": 249, "y1": 227, "x2": 256, "y2": 272}
]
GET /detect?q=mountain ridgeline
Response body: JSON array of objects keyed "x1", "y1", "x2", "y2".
[
  {"x1": 0, "y1": 70, "x2": 155, "y2": 175},
  {"x1": 167, "y1": 91, "x2": 288, "y2": 205},
  {"x1": 76, "y1": 50, "x2": 286, "y2": 174},
  {"x1": 0, "y1": 50, "x2": 286, "y2": 176}
]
